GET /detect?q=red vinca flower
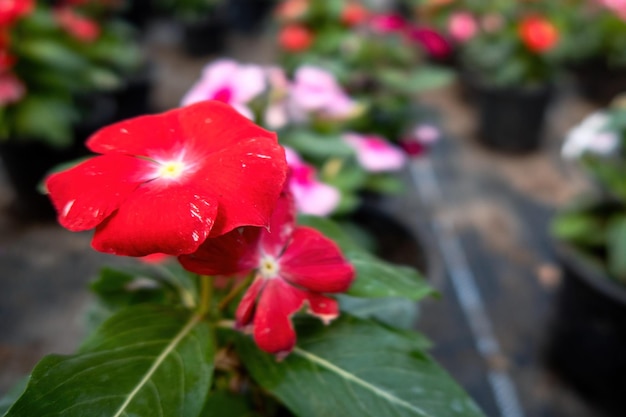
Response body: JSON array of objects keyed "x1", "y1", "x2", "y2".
[
  {"x1": 278, "y1": 24, "x2": 313, "y2": 52},
  {"x1": 518, "y1": 15, "x2": 559, "y2": 53},
  {"x1": 180, "y1": 191, "x2": 355, "y2": 356},
  {"x1": 46, "y1": 101, "x2": 288, "y2": 257},
  {"x1": 0, "y1": 0, "x2": 34, "y2": 26}
]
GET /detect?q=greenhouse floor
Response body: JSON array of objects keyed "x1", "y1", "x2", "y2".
[{"x1": 0, "y1": 22, "x2": 610, "y2": 417}]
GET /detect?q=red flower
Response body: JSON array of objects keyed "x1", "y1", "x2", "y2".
[
  {"x1": 180, "y1": 191, "x2": 355, "y2": 356},
  {"x1": 369, "y1": 13, "x2": 406, "y2": 33},
  {"x1": 518, "y1": 16, "x2": 559, "y2": 53},
  {"x1": 54, "y1": 7, "x2": 101, "y2": 42},
  {"x1": 0, "y1": 50, "x2": 16, "y2": 71},
  {"x1": 278, "y1": 24, "x2": 313, "y2": 52},
  {"x1": 0, "y1": 72, "x2": 24, "y2": 105},
  {"x1": 275, "y1": 0, "x2": 309, "y2": 22},
  {"x1": 0, "y1": 0, "x2": 33, "y2": 26},
  {"x1": 341, "y1": 2, "x2": 369, "y2": 27},
  {"x1": 406, "y1": 26, "x2": 452, "y2": 59},
  {"x1": 46, "y1": 101, "x2": 288, "y2": 257}
]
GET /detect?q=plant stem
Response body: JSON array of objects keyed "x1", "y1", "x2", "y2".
[
  {"x1": 198, "y1": 275, "x2": 213, "y2": 317},
  {"x1": 218, "y1": 272, "x2": 255, "y2": 311}
]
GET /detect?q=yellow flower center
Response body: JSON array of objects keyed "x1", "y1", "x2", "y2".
[
  {"x1": 157, "y1": 161, "x2": 186, "y2": 179},
  {"x1": 259, "y1": 256, "x2": 280, "y2": 278}
]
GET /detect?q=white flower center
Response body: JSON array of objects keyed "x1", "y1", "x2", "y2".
[
  {"x1": 157, "y1": 160, "x2": 186, "y2": 179},
  {"x1": 259, "y1": 255, "x2": 280, "y2": 278}
]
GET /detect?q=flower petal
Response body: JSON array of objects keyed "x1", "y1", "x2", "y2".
[
  {"x1": 259, "y1": 190, "x2": 296, "y2": 257},
  {"x1": 45, "y1": 154, "x2": 153, "y2": 231},
  {"x1": 280, "y1": 227, "x2": 355, "y2": 293},
  {"x1": 193, "y1": 136, "x2": 287, "y2": 237},
  {"x1": 178, "y1": 226, "x2": 261, "y2": 275},
  {"x1": 236, "y1": 277, "x2": 266, "y2": 328},
  {"x1": 91, "y1": 182, "x2": 218, "y2": 256},
  {"x1": 87, "y1": 101, "x2": 278, "y2": 161},
  {"x1": 303, "y1": 291, "x2": 339, "y2": 324},
  {"x1": 252, "y1": 278, "x2": 307, "y2": 355}
]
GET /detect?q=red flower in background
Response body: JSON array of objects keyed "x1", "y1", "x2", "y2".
[
  {"x1": 518, "y1": 16, "x2": 559, "y2": 53},
  {"x1": 0, "y1": 0, "x2": 33, "y2": 26},
  {"x1": 180, "y1": 191, "x2": 355, "y2": 356},
  {"x1": 0, "y1": 72, "x2": 24, "y2": 105},
  {"x1": 278, "y1": 24, "x2": 313, "y2": 52},
  {"x1": 406, "y1": 26, "x2": 452, "y2": 59},
  {"x1": 54, "y1": 7, "x2": 100, "y2": 42},
  {"x1": 275, "y1": 0, "x2": 309, "y2": 22},
  {"x1": 46, "y1": 101, "x2": 288, "y2": 257},
  {"x1": 341, "y1": 1, "x2": 369, "y2": 27},
  {"x1": 369, "y1": 13, "x2": 406, "y2": 34},
  {"x1": 0, "y1": 50, "x2": 16, "y2": 71}
]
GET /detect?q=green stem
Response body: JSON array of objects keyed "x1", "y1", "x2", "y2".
[
  {"x1": 198, "y1": 275, "x2": 213, "y2": 317},
  {"x1": 218, "y1": 272, "x2": 255, "y2": 311}
]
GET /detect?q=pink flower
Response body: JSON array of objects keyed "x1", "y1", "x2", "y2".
[
  {"x1": 284, "y1": 147, "x2": 340, "y2": 216},
  {"x1": 406, "y1": 26, "x2": 452, "y2": 59},
  {"x1": 179, "y1": 191, "x2": 355, "y2": 356},
  {"x1": 0, "y1": 72, "x2": 25, "y2": 106},
  {"x1": 343, "y1": 132, "x2": 406, "y2": 172},
  {"x1": 400, "y1": 124, "x2": 440, "y2": 157},
  {"x1": 448, "y1": 12, "x2": 477, "y2": 42},
  {"x1": 289, "y1": 66, "x2": 357, "y2": 121},
  {"x1": 599, "y1": 0, "x2": 626, "y2": 19},
  {"x1": 369, "y1": 13, "x2": 406, "y2": 34},
  {"x1": 181, "y1": 59, "x2": 266, "y2": 120},
  {"x1": 264, "y1": 66, "x2": 290, "y2": 129}
]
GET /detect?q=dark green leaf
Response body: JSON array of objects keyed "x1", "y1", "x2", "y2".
[
  {"x1": 281, "y1": 130, "x2": 354, "y2": 160},
  {"x1": 337, "y1": 294, "x2": 421, "y2": 330},
  {"x1": 199, "y1": 391, "x2": 259, "y2": 417},
  {"x1": 236, "y1": 316, "x2": 485, "y2": 417},
  {"x1": 5, "y1": 305, "x2": 214, "y2": 417}
]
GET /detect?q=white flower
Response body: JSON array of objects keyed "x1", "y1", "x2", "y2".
[{"x1": 561, "y1": 112, "x2": 619, "y2": 159}]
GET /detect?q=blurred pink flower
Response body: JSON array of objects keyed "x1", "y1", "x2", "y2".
[
  {"x1": 400, "y1": 124, "x2": 441, "y2": 157},
  {"x1": 0, "y1": 72, "x2": 24, "y2": 105},
  {"x1": 181, "y1": 59, "x2": 266, "y2": 119},
  {"x1": 406, "y1": 26, "x2": 452, "y2": 59},
  {"x1": 448, "y1": 12, "x2": 477, "y2": 42},
  {"x1": 369, "y1": 14, "x2": 406, "y2": 34},
  {"x1": 284, "y1": 147, "x2": 341, "y2": 216},
  {"x1": 264, "y1": 66, "x2": 290, "y2": 129},
  {"x1": 599, "y1": 0, "x2": 626, "y2": 19},
  {"x1": 289, "y1": 66, "x2": 357, "y2": 121},
  {"x1": 343, "y1": 133, "x2": 406, "y2": 172}
]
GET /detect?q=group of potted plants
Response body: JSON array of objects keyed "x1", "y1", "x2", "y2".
[
  {"x1": 0, "y1": 1, "x2": 490, "y2": 417},
  {"x1": 0, "y1": 0, "x2": 145, "y2": 217}
]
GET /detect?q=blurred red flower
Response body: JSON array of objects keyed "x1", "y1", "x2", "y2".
[
  {"x1": 406, "y1": 26, "x2": 452, "y2": 59},
  {"x1": 180, "y1": 191, "x2": 354, "y2": 356},
  {"x1": 518, "y1": 16, "x2": 559, "y2": 53},
  {"x1": 0, "y1": 72, "x2": 24, "y2": 105},
  {"x1": 46, "y1": 101, "x2": 288, "y2": 257},
  {"x1": 54, "y1": 7, "x2": 101, "y2": 42},
  {"x1": 0, "y1": 49, "x2": 16, "y2": 71},
  {"x1": 341, "y1": 1, "x2": 369, "y2": 27},
  {"x1": 279, "y1": 24, "x2": 313, "y2": 52},
  {"x1": 0, "y1": 0, "x2": 33, "y2": 26}
]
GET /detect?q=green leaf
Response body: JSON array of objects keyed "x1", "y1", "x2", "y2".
[
  {"x1": 608, "y1": 217, "x2": 626, "y2": 282},
  {"x1": 299, "y1": 216, "x2": 435, "y2": 300},
  {"x1": 379, "y1": 66, "x2": 454, "y2": 94},
  {"x1": 4, "y1": 305, "x2": 214, "y2": 417},
  {"x1": 281, "y1": 130, "x2": 354, "y2": 160},
  {"x1": 337, "y1": 294, "x2": 422, "y2": 330},
  {"x1": 199, "y1": 391, "x2": 259, "y2": 417},
  {"x1": 13, "y1": 96, "x2": 78, "y2": 147},
  {"x1": 236, "y1": 316, "x2": 485, "y2": 417}
]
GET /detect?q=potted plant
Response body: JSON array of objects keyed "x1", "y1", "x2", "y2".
[
  {"x1": 0, "y1": 100, "x2": 486, "y2": 417},
  {"x1": 157, "y1": 0, "x2": 228, "y2": 57},
  {"x1": 273, "y1": 0, "x2": 453, "y2": 146},
  {"x1": 548, "y1": 97, "x2": 626, "y2": 416},
  {"x1": 0, "y1": 0, "x2": 142, "y2": 218},
  {"x1": 419, "y1": 0, "x2": 565, "y2": 153},
  {"x1": 559, "y1": 0, "x2": 626, "y2": 105}
]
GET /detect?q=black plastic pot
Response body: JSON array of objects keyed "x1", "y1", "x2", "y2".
[
  {"x1": 225, "y1": 0, "x2": 276, "y2": 34},
  {"x1": 181, "y1": 15, "x2": 227, "y2": 57},
  {"x1": 570, "y1": 58, "x2": 626, "y2": 106},
  {"x1": 0, "y1": 95, "x2": 116, "y2": 221},
  {"x1": 545, "y1": 243, "x2": 626, "y2": 417},
  {"x1": 474, "y1": 82, "x2": 553, "y2": 154}
]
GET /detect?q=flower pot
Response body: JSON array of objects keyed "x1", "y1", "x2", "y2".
[
  {"x1": 225, "y1": 0, "x2": 276, "y2": 34},
  {"x1": 570, "y1": 58, "x2": 626, "y2": 106},
  {"x1": 0, "y1": 95, "x2": 116, "y2": 221},
  {"x1": 181, "y1": 15, "x2": 227, "y2": 57},
  {"x1": 545, "y1": 242, "x2": 626, "y2": 417},
  {"x1": 474, "y1": 82, "x2": 553, "y2": 154}
]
